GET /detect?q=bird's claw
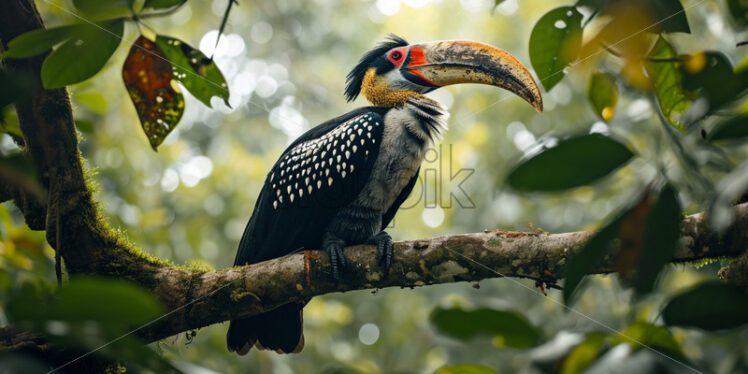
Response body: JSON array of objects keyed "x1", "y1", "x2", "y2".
[
  {"x1": 367, "y1": 231, "x2": 393, "y2": 275},
  {"x1": 322, "y1": 233, "x2": 346, "y2": 281}
]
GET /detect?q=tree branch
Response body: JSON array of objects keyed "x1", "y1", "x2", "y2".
[{"x1": 128, "y1": 204, "x2": 748, "y2": 342}]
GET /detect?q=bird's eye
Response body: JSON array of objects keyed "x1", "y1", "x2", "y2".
[{"x1": 391, "y1": 51, "x2": 402, "y2": 60}]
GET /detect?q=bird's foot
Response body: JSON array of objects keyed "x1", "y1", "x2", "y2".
[
  {"x1": 366, "y1": 231, "x2": 393, "y2": 275},
  {"x1": 322, "y1": 233, "x2": 346, "y2": 280},
  {"x1": 534, "y1": 259, "x2": 561, "y2": 296}
]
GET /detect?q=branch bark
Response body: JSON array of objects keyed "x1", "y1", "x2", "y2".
[
  {"x1": 126, "y1": 204, "x2": 748, "y2": 342},
  {"x1": 0, "y1": 0, "x2": 747, "y2": 366}
]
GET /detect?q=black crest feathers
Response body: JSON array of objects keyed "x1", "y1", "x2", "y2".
[{"x1": 344, "y1": 34, "x2": 408, "y2": 102}]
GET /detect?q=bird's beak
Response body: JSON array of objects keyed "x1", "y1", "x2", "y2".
[{"x1": 403, "y1": 40, "x2": 543, "y2": 112}]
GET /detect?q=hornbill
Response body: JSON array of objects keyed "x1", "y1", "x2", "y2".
[{"x1": 227, "y1": 35, "x2": 543, "y2": 355}]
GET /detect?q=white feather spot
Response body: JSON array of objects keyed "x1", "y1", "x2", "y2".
[
  {"x1": 345, "y1": 151, "x2": 350, "y2": 159},
  {"x1": 317, "y1": 180, "x2": 322, "y2": 188},
  {"x1": 273, "y1": 201, "x2": 278, "y2": 209},
  {"x1": 353, "y1": 145, "x2": 358, "y2": 152},
  {"x1": 290, "y1": 194, "x2": 295, "y2": 202},
  {"x1": 342, "y1": 171, "x2": 347, "y2": 178},
  {"x1": 328, "y1": 177, "x2": 333, "y2": 186}
]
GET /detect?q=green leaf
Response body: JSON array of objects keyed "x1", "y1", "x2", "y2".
[
  {"x1": 576, "y1": 0, "x2": 689, "y2": 34},
  {"x1": 0, "y1": 354, "x2": 49, "y2": 374},
  {"x1": 430, "y1": 306, "x2": 540, "y2": 348},
  {"x1": 681, "y1": 52, "x2": 743, "y2": 111},
  {"x1": 529, "y1": 6, "x2": 583, "y2": 91},
  {"x1": 41, "y1": 19, "x2": 124, "y2": 89},
  {"x1": 663, "y1": 281, "x2": 748, "y2": 330},
  {"x1": 143, "y1": 0, "x2": 186, "y2": 10},
  {"x1": 561, "y1": 333, "x2": 606, "y2": 374},
  {"x1": 155, "y1": 35, "x2": 230, "y2": 108},
  {"x1": 6, "y1": 277, "x2": 178, "y2": 373},
  {"x1": 645, "y1": 0, "x2": 690, "y2": 34},
  {"x1": 436, "y1": 364, "x2": 499, "y2": 374},
  {"x1": 631, "y1": 184, "x2": 681, "y2": 294},
  {"x1": 587, "y1": 71, "x2": 618, "y2": 122},
  {"x1": 505, "y1": 133, "x2": 633, "y2": 192},
  {"x1": 611, "y1": 321, "x2": 683, "y2": 356},
  {"x1": 645, "y1": 36, "x2": 690, "y2": 131},
  {"x1": 728, "y1": 0, "x2": 748, "y2": 27},
  {"x1": 75, "y1": 119, "x2": 95, "y2": 134},
  {"x1": 73, "y1": 0, "x2": 132, "y2": 19},
  {"x1": 122, "y1": 36, "x2": 185, "y2": 150},
  {"x1": 563, "y1": 212, "x2": 626, "y2": 304},
  {"x1": 708, "y1": 115, "x2": 748, "y2": 142},
  {"x1": 74, "y1": 92, "x2": 108, "y2": 114},
  {"x1": 2, "y1": 24, "x2": 81, "y2": 59},
  {"x1": 1, "y1": 109, "x2": 22, "y2": 139},
  {"x1": 8, "y1": 277, "x2": 163, "y2": 326}
]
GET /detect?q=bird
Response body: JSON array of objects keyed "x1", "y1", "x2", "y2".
[{"x1": 227, "y1": 34, "x2": 543, "y2": 355}]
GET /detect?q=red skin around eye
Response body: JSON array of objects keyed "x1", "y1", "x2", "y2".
[{"x1": 388, "y1": 47, "x2": 408, "y2": 68}]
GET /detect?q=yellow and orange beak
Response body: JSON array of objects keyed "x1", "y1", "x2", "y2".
[{"x1": 402, "y1": 41, "x2": 543, "y2": 112}]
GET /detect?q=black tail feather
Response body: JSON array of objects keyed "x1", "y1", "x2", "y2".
[{"x1": 227, "y1": 303, "x2": 304, "y2": 355}]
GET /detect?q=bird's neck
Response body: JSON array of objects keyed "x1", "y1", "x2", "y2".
[
  {"x1": 401, "y1": 95, "x2": 449, "y2": 142},
  {"x1": 361, "y1": 68, "x2": 426, "y2": 107}
]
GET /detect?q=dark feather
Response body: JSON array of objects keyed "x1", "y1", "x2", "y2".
[{"x1": 227, "y1": 107, "x2": 390, "y2": 353}]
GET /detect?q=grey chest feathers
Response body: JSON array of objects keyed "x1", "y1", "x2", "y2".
[{"x1": 353, "y1": 97, "x2": 448, "y2": 213}]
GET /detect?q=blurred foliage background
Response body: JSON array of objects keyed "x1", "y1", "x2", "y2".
[{"x1": 1, "y1": 0, "x2": 748, "y2": 373}]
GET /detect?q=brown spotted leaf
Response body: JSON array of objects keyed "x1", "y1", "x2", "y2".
[
  {"x1": 615, "y1": 191, "x2": 653, "y2": 277},
  {"x1": 122, "y1": 35, "x2": 184, "y2": 151}
]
